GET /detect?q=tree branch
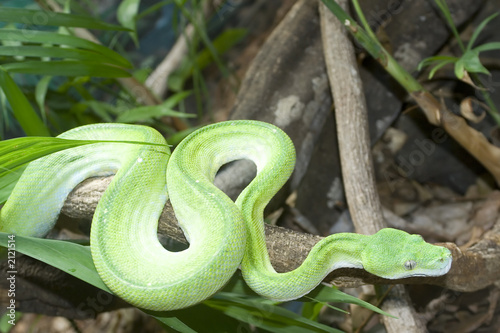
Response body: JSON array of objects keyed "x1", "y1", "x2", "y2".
[{"x1": 59, "y1": 175, "x2": 500, "y2": 293}]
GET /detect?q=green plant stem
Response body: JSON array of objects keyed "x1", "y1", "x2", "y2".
[
  {"x1": 471, "y1": 72, "x2": 500, "y2": 125},
  {"x1": 320, "y1": 0, "x2": 422, "y2": 93},
  {"x1": 173, "y1": 0, "x2": 229, "y2": 78},
  {"x1": 434, "y1": 0, "x2": 466, "y2": 52},
  {"x1": 351, "y1": 0, "x2": 378, "y2": 41}
]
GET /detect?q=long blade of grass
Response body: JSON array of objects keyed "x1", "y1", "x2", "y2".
[
  {"x1": 116, "y1": 105, "x2": 195, "y2": 123},
  {"x1": 467, "y1": 13, "x2": 499, "y2": 51},
  {"x1": 0, "y1": 165, "x2": 25, "y2": 204},
  {"x1": 433, "y1": 0, "x2": 466, "y2": 52},
  {"x1": 173, "y1": 0, "x2": 229, "y2": 79},
  {"x1": 116, "y1": 91, "x2": 194, "y2": 123},
  {"x1": 2, "y1": 60, "x2": 131, "y2": 78},
  {"x1": 417, "y1": 55, "x2": 458, "y2": 71},
  {"x1": 0, "y1": 8, "x2": 131, "y2": 31},
  {"x1": 0, "y1": 136, "x2": 96, "y2": 178},
  {"x1": 0, "y1": 29, "x2": 132, "y2": 68},
  {"x1": 473, "y1": 42, "x2": 500, "y2": 53},
  {"x1": 428, "y1": 59, "x2": 457, "y2": 78},
  {"x1": 206, "y1": 293, "x2": 342, "y2": 333},
  {"x1": 35, "y1": 75, "x2": 52, "y2": 124},
  {"x1": 306, "y1": 284, "x2": 396, "y2": 318},
  {"x1": 0, "y1": 46, "x2": 122, "y2": 65},
  {"x1": 0, "y1": 232, "x2": 110, "y2": 291},
  {"x1": 0, "y1": 136, "x2": 168, "y2": 180},
  {"x1": 0, "y1": 68, "x2": 50, "y2": 136}
]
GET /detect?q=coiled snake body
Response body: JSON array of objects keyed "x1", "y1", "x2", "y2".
[{"x1": 0, "y1": 120, "x2": 452, "y2": 310}]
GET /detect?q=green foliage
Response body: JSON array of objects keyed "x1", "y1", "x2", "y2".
[
  {"x1": 418, "y1": 12, "x2": 500, "y2": 79},
  {"x1": 418, "y1": 2, "x2": 500, "y2": 125},
  {"x1": 168, "y1": 28, "x2": 247, "y2": 92},
  {"x1": 0, "y1": 310, "x2": 21, "y2": 332},
  {"x1": 116, "y1": 91, "x2": 194, "y2": 123},
  {"x1": 0, "y1": 68, "x2": 49, "y2": 136},
  {"x1": 0, "y1": 8, "x2": 131, "y2": 31}
]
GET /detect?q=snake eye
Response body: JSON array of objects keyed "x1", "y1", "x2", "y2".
[{"x1": 404, "y1": 260, "x2": 417, "y2": 270}]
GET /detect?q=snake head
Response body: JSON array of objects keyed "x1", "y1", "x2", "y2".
[{"x1": 361, "y1": 228, "x2": 452, "y2": 280}]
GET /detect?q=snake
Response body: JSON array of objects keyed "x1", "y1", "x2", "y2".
[{"x1": 0, "y1": 120, "x2": 452, "y2": 311}]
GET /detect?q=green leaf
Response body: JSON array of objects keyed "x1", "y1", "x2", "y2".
[
  {"x1": 116, "y1": 105, "x2": 195, "y2": 123},
  {"x1": 149, "y1": 316, "x2": 197, "y2": 333},
  {"x1": 301, "y1": 302, "x2": 326, "y2": 321},
  {"x1": 433, "y1": 0, "x2": 466, "y2": 52},
  {"x1": 168, "y1": 29, "x2": 246, "y2": 90},
  {"x1": 148, "y1": 302, "x2": 246, "y2": 333},
  {"x1": 306, "y1": 285, "x2": 396, "y2": 318},
  {"x1": 0, "y1": 135, "x2": 168, "y2": 181},
  {"x1": 0, "y1": 233, "x2": 199, "y2": 331},
  {"x1": 0, "y1": 45, "x2": 125, "y2": 66},
  {"x1": 459, "y1": 50, "x2": 490, "y2": 76},
  {"x1": 0, "y1": 136, "x2": 96, "y2": 179},
  {"x1": 467, "y1": 13, "x2": 499, "y2": 51},
  {"x1": 116, "y1": 91, "x2": 194, "y2": 123},
  {"x1": 173, "y1": 0, "x2": 230, "y2": 81},
  {"x1": 455, "y1": 57, "x2": 466, "y2": 79},
  {"x1": 82, "y1": 101, "x2": 119, "y2": 122},
  {"x1": 0, "y1": 29, "x2": 132, "y2": 68},
  {"x1": 0, "y1": 308, "x2": 22, "y2": 331},
  {"x1": 136, "y1": 1, "x2": 173, "y2": 21},
  {"x1": 0, "y1": 8, "x2": 132, "y2": 31},
  {"x1": 0, "y1": 165, "x2": 26, "y2": 205},
  {"x1": 196, "y1": 28, "x2": 247, "y2": 71},
  {"x1": 2, "y1": 60, "x2": 131, "y2": 78},
  {"x1": 0, "y1": 232, "x2": 110, "y2": 292},
  {"x1": 117, "y1": 0, "x2": 140, "y2": 45},
  {"x1": 0, "y1": 68, "x2": 50, "y2": 136},
  {"x1": 428, "y1": 60, "x2": 456, "y2": 79},
  {"x1": 35, "y1": 75, "x2": 52, "y2": 124},
  {"x1": 473, "y1": 42, "x2": 500, "y2": 53},
  {"x1": 417, "y1": 55, "x2": 458, "y2": 79},
  {"x1": 319, "y1": 0, "x2": 351, "y2": 24},
  {"x1": 417, "y1": 55, "x2": 457, "y2": 71},
  {"x1": 206, "y1": 293, "x2": 342, "y2": 333}
]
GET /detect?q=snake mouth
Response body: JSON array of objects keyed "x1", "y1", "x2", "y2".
[{"x1": 414, "y1": 255, "x2": 453, "y2": 278}]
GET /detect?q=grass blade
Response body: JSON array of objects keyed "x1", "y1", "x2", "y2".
[
  {"x1": 206, "y1": 293, "x2": 342, "y2": 333},
  {"x1": 0, "y1": 68, "x2": 50, "y2": 136},
  {"x1": 2, "y1": 60, "x2": 131, "y2": 78},
  {"x1": 0, "y1": 136, "x2": 96, "y2": 178},
  {"x1": 306, "y1": 284, "x2": 396, "y2": 318},
  {"x1": 0, "y1": 232, "x2": 110, "y2": 292},
  {"x1": 0, "y1": 45, "x2": 125, "y2": 66},
  {"x1": 0, "y1": 8, "x2": 131, "y2": 31},
  {"x1": 0, "y1": 165, "x2": 25, "y2": 204},
  {"x1": 467, "y1": 13, "x2": 499, "y2": 51},
  {"x1": 0, "y1": 29, "x2": 132, "y2": 68}
]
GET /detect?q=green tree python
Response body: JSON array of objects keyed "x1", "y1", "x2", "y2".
[{"x1": 0, "y1": 120, "x2": 452, "y2": 311}]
